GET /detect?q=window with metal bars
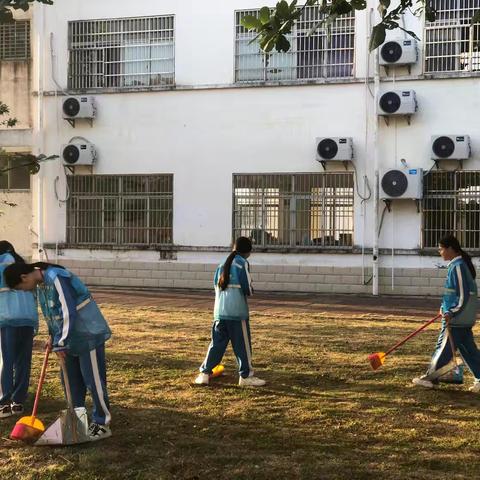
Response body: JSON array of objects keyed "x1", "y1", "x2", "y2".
[
  {"x1": 66, "y1": 175, "x2": 173, "y2": 246},
  {"x1": 424, "y1": 0, "x2": 480, "y2": 73},
  {"x1": 0, "y1": 20, "x2": 30, "y2": 60},
  {"x1": 68, "y1": 16, "x2": 175, "y2": 89},
  {"x1": 235, "y1": 7, "x2": 355, "y2": 82},
  {"x1": 423, "y1": 171, "x2": 480, "y2": 249},
  {"x1": 233, "y1": 173, "x2": 354, "y2": 249}
]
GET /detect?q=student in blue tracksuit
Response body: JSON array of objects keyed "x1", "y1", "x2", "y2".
[
  {"x1": 413, "y1": 234, "x2": 480, "y2": 391},
  {"x1": 195, "y1": 237, "x2": 266, "y2": 387},
  {"x1": 4, "y1": 262, "x2": 112, "y2": 441},
  {"x1": 0, "y1": 241, "x2": 38, "y2": 419}
]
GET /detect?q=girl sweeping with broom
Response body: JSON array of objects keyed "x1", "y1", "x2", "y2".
[
  {"x1": 195, "y1": 237, "x2": 266, "y2": 387},
  {"x1": 413, "y1": 234, "x2": 480, "y2": 391},
  {"x1": 0, "y1": 241, "x2": 38, "y2": 419},
  {"x1": 4, "y1": 261, "x2": 113, "y2": 441}
]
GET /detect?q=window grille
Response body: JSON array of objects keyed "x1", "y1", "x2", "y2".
[
  {"x1": 68, "y1": 16, "x2": 175, "y2": 89},
  {"x1": 0, "y1": 21, "x2": 30, "y2": 60},
  {"x1": 235, "y1": 7, "x2": 355, "y2": 82},
  {"x1": 423, "y1": 171, "x2": 480, "y2": 249},
  {"x1": 424, "y1": 0, "x2": 480, "y2": 73},
  {"x1": 66, "y1": 175, "x2": 173, "y2": 246},
  {"x1": 0, "y1": 155, "x2": 31, "y2": 190},
  {"x1": 233, "y1": 173, "x2": 354, "y2": 249}
]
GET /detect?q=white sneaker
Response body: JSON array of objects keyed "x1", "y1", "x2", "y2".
[
  {"x1": 412, "y1": 376, "x2": 436, "y2": 389},
  {"x1": 88, "y1": 423, "x2": 112, "y2": 442},
  {"x1": 469, "y1": 380, "x2": 480, "y2": 393},
  {"x1": 194, "y1": 372, "x2": 210, "y2": 385},
  {"x1": 0, "y1": 404, "x2": 13, "y2": 419},
  {"x1": 239, "y1": 376, "x2": 266, "y2": 387}
]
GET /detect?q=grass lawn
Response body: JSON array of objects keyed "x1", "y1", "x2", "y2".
[{"x1": 1, "y1": 291, "x2": 479, "y2": 480}]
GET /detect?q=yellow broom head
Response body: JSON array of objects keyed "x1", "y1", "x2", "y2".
[
  {"x1": 211, "y1": 365, "x2": 225, "y2": 378},
  {"x1": 368, "y1": 352, "x2": 386, "y2": 370}
]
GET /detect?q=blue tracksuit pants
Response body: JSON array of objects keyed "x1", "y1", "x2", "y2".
[
  {"x1": 200, "y1": 319, "x2": 253, "y2": 379},
  {"x1": 428, "y1": 322, "x2": 480, "y2": 380},
  {"x1": 61, "y1": 344, "x2": 111, "y2": 425},
  {"x1": 0, "y1": 326, "x2": 34, "y2": 405}
]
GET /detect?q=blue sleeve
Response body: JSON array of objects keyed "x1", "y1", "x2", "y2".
[
  {"x1": 214, "y1": 266, "x2": 221, "y2": 288},
  {"x1": 52, "y1": 275, "x2": 78, "y2": 351},
  {"x1": 447, "y1": 263, "x2": 470, "y2": 318},
  {"x1": 239, "y1": 261, "x2": 253, "y2": 296}
]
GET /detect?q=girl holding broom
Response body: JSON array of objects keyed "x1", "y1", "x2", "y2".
[
  {"x1": 0, "y1": 241, "x2": 38, "y2": 418},
  {"x1": 413, "y1": 234, "x2": 480, "y2": 391},
  {"x1": 195, "y1": 236, "x2": 266, "y2": 387},
  {"x1": 4, "y1": 261, "x2": 112, "y2": 440}
]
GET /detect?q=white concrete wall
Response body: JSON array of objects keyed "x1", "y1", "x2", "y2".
[
  {"x1": 0, "y1": 192, "x2": 33, "y2": 256},
  {"x1": 23, "y1": 0, "x2": 480, "y2": 291}
]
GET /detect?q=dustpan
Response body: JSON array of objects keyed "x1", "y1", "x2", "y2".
[{"x1": 35, "y1": 356, "x2": 90, "y2": 446}]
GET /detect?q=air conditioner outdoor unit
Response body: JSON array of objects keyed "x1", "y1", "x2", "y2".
[
  {"x1": 380, "y1": 39, "x2": 418, "y2": 66},
  {"x1": 316, "y1": 137, "x2": 353, "y2": 162},
  {"x1": 378, "y1": 90, "x2": 417, "y2": 116},
  {"x1": 62, "y1": 142, "x2": 97, "y2": 166},
  {"x1": 62, "y1": 96, "x2": 96, "y2": 120},
  {"x1": 380, "y1": 168, "x2": 423, "y2": 200},
  {"x1": 431, "y1": 135, "x2": 471, "y2": 160}
]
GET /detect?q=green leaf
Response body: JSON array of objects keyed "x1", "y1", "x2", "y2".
[
  {"x1": 331, "y1": 0, "x2": 352, "y2": 15},
  {"x1": 471, "y1": 10, "x2": 480, "y2": 24},
  {"x1": 369, "y1": 23, "x2": 386, "y2": 51},
  {"x1": 276, "y1": 0, "x2": 290, "y2": 18},
  {"x1": 379, "y1": 0, "x2": 391, "y2": 9},
  {"x1": 425, "y1": 4, "x2": 437, "y2": 22},
  {"x1": 241, "y1": 14, "x2": 263, "y2": 30},
  {"x1": 351, "y1": 0, "x2": 367, "y2": 10},
  {"x1": 398, "y1": 26, "x2": 420, "y2": 40},
  {"x1": 275, "y1": 34, "x2": 291, "y2": 52},
  {"x1": 260, "y1": 34, "x2": 277, "y2": 52},
  {"x1": 259, "y1": 6, "x2": 270, "y2": 25},
  {"x1": 0, "y1": 9, "x2": 13, "y2": 22}
]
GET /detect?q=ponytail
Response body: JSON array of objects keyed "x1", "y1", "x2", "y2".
[
  {"x1": 218, "y1": 236, "x2": 253, "y2": 290},
  {"x1": 439, "y1": 234, "x2": 476, "y2": 279},
  {"x1": 0, "y1": 240, "x2": 25, "y2": 264},
  {"x1": 4, "y1": 261, "x2": 65, "y2": 289}
]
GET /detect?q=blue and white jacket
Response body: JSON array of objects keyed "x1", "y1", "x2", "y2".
[
  {"x1": 38, "y1": 266, "x2": 111, "y2": 355},
  {"x1": 441, "y1": 256, "x2": 478, "y2": 327},
  {"x1": 213, "y1": 254, "x2": 253, "y2": 321},
  {"x1": 0, "y1": 253, "x2": 38, "y2": 330}
]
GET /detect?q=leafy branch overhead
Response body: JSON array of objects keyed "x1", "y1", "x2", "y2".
[
  {"x1": 241, "y1": 0, "x2": 480, "y2": 52},
  {"x1": 0, "y1": 0, "x2": 53, "y2": 23}
]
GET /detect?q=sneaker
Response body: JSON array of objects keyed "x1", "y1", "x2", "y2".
[
  {"x1": 239, "y1": 376, "x2": 266, "y2": 387},
  {"x1": 412, "y1": 376, "x2": 437, "y2": 389},
  {"x1": 88, "y1": 423, "x2": 112, "y2": 442},
  {"x1": 469, "y1": 380, "x2": 480, "y2": 393},
  {"x1": 10, "y1": 403, "x2": 23, "y2": 415},
  {"x1": 194, "y1": 372, "x2": 210, "y2": 385},
  {"x1": 0, "y1": 404, "x2": 13, "y2": 419}
]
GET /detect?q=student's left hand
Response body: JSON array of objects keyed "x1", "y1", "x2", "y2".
[
  {"x1": 55, "y1": 350, "x2": 67, "y2": 359},
  {"x1": 443, "y1": 312, "x2": 452, "y2": 323}
]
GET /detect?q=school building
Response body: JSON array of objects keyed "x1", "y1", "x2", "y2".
[{"x1": 0, "y1": 0, "x2": 479, "y2": 296}]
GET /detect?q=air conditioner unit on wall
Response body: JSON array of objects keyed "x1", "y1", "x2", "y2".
[
  {"x1": 431, "y1": 135, "x2": 471, "y2": 160},
  {"x1": 62, "y1": 96, "x2": 96, "y2": 120},
  {"x1": 62, "y1": 141, "x2": 97, "y2": 166},
  {"x1": 380, "y1": 39, "x2": 418, "y2": 66},
  {"x1": 378, "y1": 90, "x2": 417, "y2": 116},
  {"x1": 316, "y1": 137, "x2": 353, "y2": 162},
  {"x1": 380, "y1": 168, "x2": 423, "y2": 200}
]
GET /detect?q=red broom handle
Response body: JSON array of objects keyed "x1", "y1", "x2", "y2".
[
  {"x1": 384, "y1": 314, "x2": 442, "y2": 357},
  {"x1": 31, "y1": 347, "x2": 50, "y2": 418}
]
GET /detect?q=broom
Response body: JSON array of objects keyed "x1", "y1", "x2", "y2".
[
  {"x1": 10, "y1": 347, "x2": 50, "y2": 443},
  {"x1": 368, "y1": 313, "x2": 441, "y2": 370}
]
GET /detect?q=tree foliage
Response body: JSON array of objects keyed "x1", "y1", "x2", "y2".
[
  {"x1": 241, "y1": 0, "x2": 480, "y2": 52},
  {"x1": 0, "y1": 0, "x2": 53, "y2": 23}
]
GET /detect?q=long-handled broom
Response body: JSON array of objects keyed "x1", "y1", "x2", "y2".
[
  {"x1": 368, "y1": 313, "x2": 441, "y2": 370},
  {"x1": 10, "y1": 347, "x2": 50, "y2": 443}
]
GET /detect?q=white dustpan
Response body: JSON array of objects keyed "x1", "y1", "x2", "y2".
[
  {"x1": 35, "y1": 407, "x2": 90, "y2": 446},
  {"x1": 35, "y1": 356, "x2": 90, "y2": 446}
]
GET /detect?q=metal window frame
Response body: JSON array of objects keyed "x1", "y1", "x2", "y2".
[
  {"x1": 67, "y1": 15, "x2": 175, "y2": 90},
  {"x1": 232, "y1": 172, "x2": 355, "y2": 250},
  {"x1": 0, "y1": 20, "x2": 30, "y2": 61},
  {"x1": 422, "y1": 170, "x2": 480, "y2": 250},
  {"x1": 0, "y1": 156, "x2": 31, "y2": 190},
  {"x1": 66, "y1": 174, "x2": 174, "y2": 246},
  {"x1": 234, "y1": 6, "x2": 356, "y2": 83},
  {"x1": 424, "y1": 0, "x2": 480, "y2": 74}
]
